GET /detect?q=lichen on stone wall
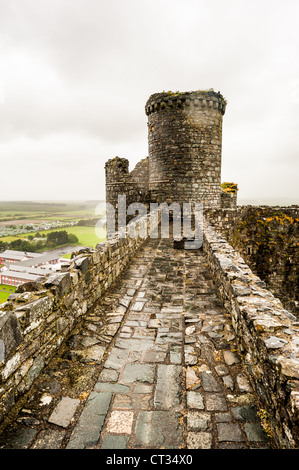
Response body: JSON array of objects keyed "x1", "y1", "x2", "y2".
[
  {"x1": 202, "y1": 217, "x2": 299, "y2": 448},
  {"x1": 221, "y1": 182, "x2": 238, "y2": 193},
  {"x1": 206, "y1": 206, "x2": 299, "y2": 317}
]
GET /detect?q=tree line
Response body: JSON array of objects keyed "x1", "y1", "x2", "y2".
[{"x1": 0, "y1": 230, "x2": 79, "y2": 253}]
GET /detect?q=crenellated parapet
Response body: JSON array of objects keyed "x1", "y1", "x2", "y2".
[{"x1": 145, "y1": 90, "x2": 227, "y2": 116}]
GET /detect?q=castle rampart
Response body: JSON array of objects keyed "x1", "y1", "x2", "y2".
[
  {"x1": 203, "y1": 219, "x2": 299, "y2": 448},
  {"x1": 205, "y1": 206, "x2": 299, "y2": 316},
  {"x1": 0, "y1": 212, "x2": 159, "y2": 431},
  {"x1": 0, "y1": 88, "x2": 298, "y2": 449},
  {"x1": 0, "y1": 214, "x2": 298, "y2": 447}
]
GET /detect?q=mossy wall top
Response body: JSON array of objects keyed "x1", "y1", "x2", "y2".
[{"x1": 145, "y1": 90, "x2": 227, "y2": 208}]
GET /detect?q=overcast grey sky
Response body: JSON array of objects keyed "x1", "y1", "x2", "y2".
[{"x1": 0, "y1": 0, "x2": 298, "y2": 203}]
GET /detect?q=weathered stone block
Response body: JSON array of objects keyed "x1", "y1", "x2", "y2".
[
  {"x1": 24, "y1": 355, "x2": 45, "y2": 389},
  {"x1": 134, "y1": 411, "x2": 182, "y2": 447},
  {"x1": 154, "y1": 365, "x2": 182, "y2": 410},
  {"x1": 244, "y1": 422, "x2": 269, "y2": 442},
  {"x1": 66, "y1": 391, "x2": 112, "y2": 448},
  {"x1": 70, "y1": 272, "x2": 79, "y2": 286},
  {"x1": 30, "y1": 429, "x2": 66, "y2": 449},
  {"x1": 56, "y1": 317, "x2": 70, "y2": 335},
  {"x1": 44, "y1": 272, "x2": 71, "y2": 297},
  {"x1": 187, "y1": 391, "x2": 204, "y2": 409},
  {"x1": 1, "y1": 352, "x2": 22, "y2": 381},
  {"x1": 187, "y1": 411, "x2": 211, "y2": 431},
  {"x1": 187, "y1": 431, "x2": 213, "y2": 449},
  {"x1": 277, "y1": 357, "x2": 299, "y2": 381},
  {"x1": 106, "y1": 410, "x2": 134, "y2": 434},
  {"x1": 122, "y1": 364, "x2": 156, "y2": 384},
  {"x1": 48, "y1": 396, "x2": 80, "y2": 428},
  {"x1": 15, "y1": 281, "x2": 44, "y2": 293},
  {"x1": 74, "y1": 256, "x2": 90, "y2": 273},
  {"x1": 63, "y1": 291, "x2": 76, "y2": 308},
  {"x1": 0, "y1": 312, "x2": 23, "y2": 364},
  {"x1": 217, "y1": 422, "x2": 244, "y2": 442},
  {"x1": 100, "y1": 435, "x2": 129, "y2": 449}
]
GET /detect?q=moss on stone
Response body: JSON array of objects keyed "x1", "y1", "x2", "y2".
[{"x1": 221, "y1": 182, "x2": 238, "y2": 193}]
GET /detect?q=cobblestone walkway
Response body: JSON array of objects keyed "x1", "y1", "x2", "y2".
[{"x1": 0, "y1": 237, "x2": 274, "y2": 449}]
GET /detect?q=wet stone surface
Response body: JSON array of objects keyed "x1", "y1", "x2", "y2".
[{"x1": 0, "y1": 237, "x2": 274, "y2": 449}]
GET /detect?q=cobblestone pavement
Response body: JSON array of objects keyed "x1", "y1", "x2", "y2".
[{"x1": 0, "y1": 237, "x2": 274, "y2": 449}]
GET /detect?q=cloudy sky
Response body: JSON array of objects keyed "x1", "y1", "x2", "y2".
[{"x1": 0, "y1": 0, "x2": 298, "y2": 204}]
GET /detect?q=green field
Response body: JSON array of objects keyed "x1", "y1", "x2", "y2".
[
  {"x1": 1, "y1": 225, "x2": 106, "y2": 248},
  {"x1": 0, "y1": 202, "x2": 107, "y2": 303},
  {"x1": 0, "y1": 200, "x2": 107, "y2": 247},
  {"x1": 0, "y1": 285, "x2": 16, "y2": 303}
]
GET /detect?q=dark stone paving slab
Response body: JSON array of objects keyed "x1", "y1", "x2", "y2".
[
  {"x1": 0, "y1": 427, "x2": 37, "y2": 449},
  {"x1": 121, "y1": 364, "x2": 156, "y2": 384},
  {"x1": 231, "y1": 405, "x2": 260, "y2": 422},
  {"x1": 66, "y1": 391, "x2": 112, "y2": 449},
  {"x1": 100, "y1": 435, "x2": 130, "y2": 449},
  {"x1": 154, "y1": 365, "x2": 183, "y2": 410},
  {"x1": 94, "y1": 383, "x2": 130, "y2": 394},
  {"x1": 134, "y1": 411, "x2": 183, "y2": 448},
  {"x1": 244, "y1": 422, "x2": 270, "y2": 442},
  {"x1": 217, "y1": 422, "x2": 244, "y2": 442}
]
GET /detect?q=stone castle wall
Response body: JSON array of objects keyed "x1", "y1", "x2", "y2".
[
  {"x1": 202, "y1": 219, "x2": 299, "y2": 448},
  {"x1": 221, "y1": 190, "x2": 238, "y2": 209},
  {"x1": 205, "y1": 206, "x2": 299, "y2": 316},
  {"x1": 105, "y1": 156, "x2": 130, "y2": 212},
  {"x1": 105, "y1": 156, "x2": 150, "y2": 208},
  {"x1": 0, "y1": 212, "x2": 159, "y2": 429},
  {"x1": 0, "y1": 214, "x2": 299, "y2": 447},
  {"x1": 105, "y1": 156, "x2": 150, "y2": 230}
]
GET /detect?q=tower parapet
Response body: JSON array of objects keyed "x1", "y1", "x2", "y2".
[{"x1": 145, "y1": 90, "x2": 227, "y2": 116}]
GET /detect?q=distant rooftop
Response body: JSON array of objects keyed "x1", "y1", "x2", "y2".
[
  {"x1": 1, "y1": 250, "x2": 42, "y2": 260},
  {"x1": 1, "y1": 269, "x2": 43, "y2": 281},
  {"x1": 14, "y1": 252, "x2": 60, "y2": 267},
  {"x1": 7, "y1": 264, "x2": 53, "y2": 276}
]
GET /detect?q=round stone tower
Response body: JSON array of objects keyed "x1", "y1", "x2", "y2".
[{"x1": 145, "y1": 90, "x2": 227, "y2": 208}]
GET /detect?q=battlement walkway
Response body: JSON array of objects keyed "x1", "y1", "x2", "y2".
[{"x1": 0, "y1": 236, "x2": 274, "y2": 449}]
